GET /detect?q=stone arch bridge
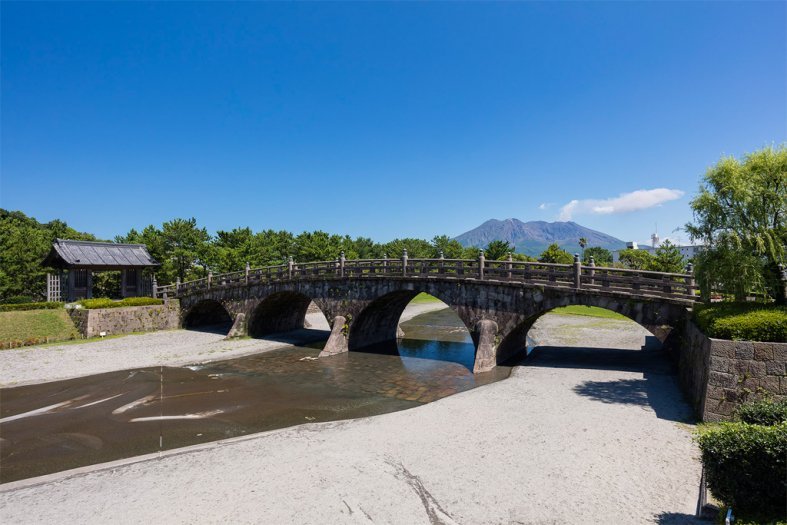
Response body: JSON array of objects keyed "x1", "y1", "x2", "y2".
[{"x1": 156, "y1": 254, "x2": 698, "y2": 373}]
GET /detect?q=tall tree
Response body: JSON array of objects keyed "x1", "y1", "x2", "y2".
[
  {"x1": 159, "y1": 218, "x2": 211, "y2": 282},
  {"x1": 485, "y1": 240, "x2": 514, "y2": 260},
  {"x1": 578, "y1": 237, "x2": 588, "y2": 258},
  {"x1": 430, "y1": 235, "x2": 465, "y2": 259},
  {"x1": 650, "y1": 240, "x2": 685, "y2": 273},
  {"x1": 618, "y1": 248, "x2": 653, "y2": 270},
  {"x1": 583, "y1": 246, "x2": 613, "y2": 266},
  {"x1": 685, "y1": 145, "x2": 787, "y2": 303},
  {"x1": 538, "y1": 243, "x2": 573, "y2": 264}
]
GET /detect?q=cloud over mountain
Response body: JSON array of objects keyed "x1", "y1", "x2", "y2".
[{"x1": 558, "y1": 188, "x2": 684, "y2": 221}]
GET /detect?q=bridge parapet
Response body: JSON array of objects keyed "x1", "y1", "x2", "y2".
[{"x1": 155, "y1": 256, "x2": 698, "y2": 304}]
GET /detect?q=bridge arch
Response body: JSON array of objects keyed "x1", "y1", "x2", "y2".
[
  {"x1": 249, "y1": 291, "x2": 321, "y2": 338},
  {"x1": 496, "y1": 293, "x2": 685, "y2": 366},
  {"x1": 182, "y1": 299, "x2": 233, "y2": 334},
  {"x1": 348, "y1": 290, "x2": 473, "y2": 356}
]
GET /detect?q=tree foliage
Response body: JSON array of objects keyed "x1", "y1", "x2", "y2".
[
  {"x1": 485, "y1": 240, "x2": 514, "y2": 260},
  {"x1": 618, "y1": 248, "x2": 653, "y2": 270},
  {"x1": 686, "y1": 145, "x2": 787, "y2": 303},
  {"x1": 583, "y1": 246, "x2": 612, "y2": 266},
  {"x1": 649, "y1": 240, "x2": 685, "y2": 273},
  {"x1": 0, "y1": 210, "x2": 96, "y2": 301},
  {"x1": 538, "y1": 243, "x2": 574, "y2": 264}
]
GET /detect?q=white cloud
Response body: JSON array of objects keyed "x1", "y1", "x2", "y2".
[
  {"x1": 558, "y1": 188, "x2": 684, "y2": 221},
  {"x1": 538, "y1": 202, "x2": 553, "y2": 210}
]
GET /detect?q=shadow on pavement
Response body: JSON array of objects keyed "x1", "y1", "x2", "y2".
[
  {"x1": 654, "y1": 512, "x2": 709, "y2": 524},
  {"x1": 524, "y1": 345, "x2": 695, "y2": 423},
  {"x1": 183, "y1": 322, "x2": 233, "y2": 335}
]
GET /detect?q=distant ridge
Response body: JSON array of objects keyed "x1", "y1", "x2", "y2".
[{"x1": 454, "y1": 218, "x2": 626, "y2": 257}]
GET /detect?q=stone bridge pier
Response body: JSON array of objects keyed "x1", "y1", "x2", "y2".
[{"x1": 177, "y1": 277, "x2": 691, "y2": 374}]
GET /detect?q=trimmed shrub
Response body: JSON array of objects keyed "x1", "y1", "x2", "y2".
[
  {"x1": 693, "y1": 303, "x2": 787, "y2": 342},
  {"x1": 0, "y1": 302, "x2": 64, "y2": 312},
  {"x1": 696, "y1": 422, "x2": 787, "y2": 520},
  {"x1": 1, "y1": 295, "x2": 35, "y2": 304},
  {"x1": 77, "y1": 297, "x2": 163, "y2": 309},
  {"x1": 736, "y1": 399, "x2": 787, "y2": 426}
]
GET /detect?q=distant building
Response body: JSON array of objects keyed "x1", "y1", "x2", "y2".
[{"x1": 612, "y1": 241, "x2": 704, "y2": 264}]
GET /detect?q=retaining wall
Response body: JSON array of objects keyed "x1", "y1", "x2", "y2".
[
  {"x1": 679, "y1": 321, "x2": 787, "y2": 421},
  {"x1": 68, "y1": 300, "x2": 180, "y2": 338}
]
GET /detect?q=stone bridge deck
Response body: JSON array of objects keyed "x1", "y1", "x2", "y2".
[{"x1": 156, "y1": 255, "x2": 698, "y2": 373}]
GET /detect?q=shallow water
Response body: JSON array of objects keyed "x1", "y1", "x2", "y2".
[{"x1": 0, "y1": 309, "x2": 510, "y2": 483}]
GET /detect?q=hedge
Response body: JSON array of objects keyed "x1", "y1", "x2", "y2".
[
  {"x1": 1, "y1": 295, "x2": 35, "y2": 304},
  {"x1": 736, "y1": 399, "x2": 787, "y2": 426},
  {"x1": 693, "y1": 303, "x2": 787, "y2": 342},
  {"x1": 77, "y1": 297, "x2": 163, "y2": 309},
  {"x1": 0, "y1": 301, "x2": 64, "y2": 312},
  {"x1": 697, "y1": 422, "x2": 787, "y2": 521}
]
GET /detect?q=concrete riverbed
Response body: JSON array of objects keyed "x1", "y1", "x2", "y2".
[{"x1": 0, "y1": 307, "x2": 703, "y2": 524}]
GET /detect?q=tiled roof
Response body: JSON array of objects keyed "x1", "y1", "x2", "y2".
[{"x1": 43, "y1": 239, "x2": 160, "y2": 269}]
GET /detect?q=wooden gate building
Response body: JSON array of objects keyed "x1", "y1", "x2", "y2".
[{"x1": 43, "y1": 239, "x2": 160, "y2": 302}]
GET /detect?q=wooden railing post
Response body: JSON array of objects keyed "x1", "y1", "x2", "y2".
[
  {"x1": 573, "y1": 254, "x2": 581, "y2": 289},
  {"x1": 506, "y1": 252, "x2": 513, "y2": 280},
  {"x1": 685, "y1": 263, "x2": 695, "y2": 297},
  {"x1": 339, "y1": 251, "x2": 345, "y2": 278},
  {"x1": 207, "y1": 272, "x2": 212, "y2": 289},
  {"x1": 402, "y1": 249, "x2": 408, "y2": 277},
  {"x1": 245, "y1": 262, "x2": 250, "y2": 284},
  {"x1": 478, "y1": 250, "x2": 485, "y2": 280},
  {"x1": 288, "y1": 256, "x2": 294, "y2": 280},
  {"x1": 588, "y1": 256, "x2": 595, "y2": 286},
  {"x1": 662, "y1": 273, "x2": 672, "y2": 295}
]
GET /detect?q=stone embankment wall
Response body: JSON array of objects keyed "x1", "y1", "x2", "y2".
[
  {"x1": 69, "y1": 300, "x2": 180, "y2": 338},
  {"x1": 679, "y1": 321, "x2": 787, "y2": 421}
]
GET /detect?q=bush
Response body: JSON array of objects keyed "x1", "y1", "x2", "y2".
[
  {"x1": 693, "y1": 303, "x2": 787, "y2": 342},
  {"x1": 77, "y1": 297, "x2": 163, "y2": 309},
  {"x1": 697, "y1": 422, "x2": 787, "y2": 521},
  {"x1": 737, "y1": 399, "x2": 787, "y2": 426},
  {"x1": 0, "y1": 301, "x2": 64, "y2": 312},
  {"x1": 1, "y1": 295, "x2": 35, "y2": 304}
]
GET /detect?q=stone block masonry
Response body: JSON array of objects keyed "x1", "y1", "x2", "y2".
[
  {"x1": 680, "y1": 321, "x2": 787, "y2": 421},
  {"x1": 68, "y1": 300, "x2": 180, "y2": 339}
]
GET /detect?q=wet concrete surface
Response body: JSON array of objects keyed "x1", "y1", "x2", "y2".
[{"x1": 0, "y1": 309, "x2": 509, "y2": 483}]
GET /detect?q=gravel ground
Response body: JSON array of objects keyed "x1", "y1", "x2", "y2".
[{"x1": 0, "y1": 311, "x2": 703, "y2": 524}]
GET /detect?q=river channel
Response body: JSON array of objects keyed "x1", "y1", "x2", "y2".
[{"x1": 0, "y1": 308, "x2": 511, "y2": 483}]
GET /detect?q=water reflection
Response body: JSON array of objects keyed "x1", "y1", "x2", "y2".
[{"x1": 0, "y1": 309, "x2": 508, "y2": 483}]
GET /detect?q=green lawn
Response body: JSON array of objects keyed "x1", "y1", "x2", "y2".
[
  {"x1": 549, "y1": 305, "x2": 629, "y2": 320},
  {"x1": 409, "y1": 292, "x2": 443, "y2": 305},
  {"x1": 0, "y1": 309, "x2": 79, "y2": 347}
]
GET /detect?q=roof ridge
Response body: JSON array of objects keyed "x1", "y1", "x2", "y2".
[{"x1": 55, "y1": 238, "x2": 146, "y2": 247}]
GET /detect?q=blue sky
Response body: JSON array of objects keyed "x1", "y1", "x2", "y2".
[{"x1": 2, "y1": 1, "x2": 785, "y2": 246}]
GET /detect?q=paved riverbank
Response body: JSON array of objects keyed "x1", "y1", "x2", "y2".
[{"x1": 0, "y1": 312, "x2": 702, "y2": 524}]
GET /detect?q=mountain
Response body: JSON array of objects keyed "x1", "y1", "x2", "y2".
[{"x1": 454, "y1": 219, "x2": 626, "y2": 257}]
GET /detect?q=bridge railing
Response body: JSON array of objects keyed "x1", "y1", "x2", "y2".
[{"x1": 154, "y1": 256, "x2": 698, "y2": 302}]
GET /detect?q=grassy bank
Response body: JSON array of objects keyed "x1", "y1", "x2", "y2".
[
  {"x1": 0, "y1": 309, "x2": 79, "y2": 348},
  {"x1": 409, "y1": 292, "x2": 443, "y2": 305},
  {"x1": 550, "y1": 305, "x2": 629, "y2": 320}
]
